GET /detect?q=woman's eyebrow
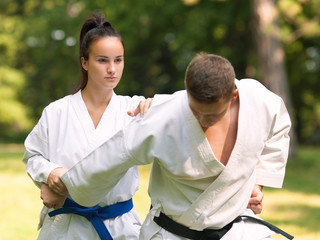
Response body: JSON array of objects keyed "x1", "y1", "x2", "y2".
[
  {"x1": 96, "y1": 55, "x2": 108, "y2": 58},
  {"x1": 96, "y1": 55, "x2": 123, "y2": 58}
]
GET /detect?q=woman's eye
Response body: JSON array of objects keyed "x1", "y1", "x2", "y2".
[{"x1": 115, "y1": 58, "x2": 122, "y2": 63}]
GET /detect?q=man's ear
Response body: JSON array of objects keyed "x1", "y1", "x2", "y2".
[{"x1": 232, "y1": 86, "x2": 239, "y2": 100}]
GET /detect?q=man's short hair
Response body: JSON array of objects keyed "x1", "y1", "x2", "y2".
[{"x1": 184, "y1": 53, "x2": 235, "y2": 103}]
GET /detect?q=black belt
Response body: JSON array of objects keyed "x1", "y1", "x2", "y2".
[{"x1": 153, "y1": 211, "x2": 294, "y2": 240}]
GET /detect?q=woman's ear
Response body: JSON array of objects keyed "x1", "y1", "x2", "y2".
[{"x1": 81, "y1": 57, "x2": 88, "y2": 71}]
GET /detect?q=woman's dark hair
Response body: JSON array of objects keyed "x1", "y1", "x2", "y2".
[{"x1": 74, "y1": 12, "x2": 124, "y2": 92}]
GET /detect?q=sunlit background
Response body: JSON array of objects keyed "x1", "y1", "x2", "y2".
[{"x1": 0, "y1": 0, "x2": 319, "y2": 239}]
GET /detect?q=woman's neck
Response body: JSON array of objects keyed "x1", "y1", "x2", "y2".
[
  {"x1": 81, "y1": 87, "x2": 113, "y2": 108},
  {"x1": 81, "y1": 87, "x2": 113, "y2": 128}
]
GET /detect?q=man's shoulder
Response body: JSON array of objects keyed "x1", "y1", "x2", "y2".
[
  {"x1": 236, "y1": 78, "x2": 265, "y2": 90},
  {"x1": 139, "y1": 90, "x2": 186, "y2": 123},
  {"x1": 237, "y1": 78, "x2": 282, "y2": 101},
  {"x1": 152, "y1": 90, "x2": 186, "y2": 106}
]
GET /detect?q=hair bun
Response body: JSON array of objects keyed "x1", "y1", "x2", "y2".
[
  {"x1": 103, "y1": 21, "x2": 112, "y2": 28},
  {"x1": 92, "y1": 12, "x2": 112, "y2": 28}
]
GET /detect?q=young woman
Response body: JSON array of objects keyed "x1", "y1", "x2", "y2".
[{"x1": 23, "y1": 13, "x2": 151, "y2": 240}]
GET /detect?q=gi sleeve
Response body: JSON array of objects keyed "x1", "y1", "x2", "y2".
[
  {"x1": 61, "y1": 114, "x2": 157, "y2": 207},
  {"x1": 255, "y1": 98, "x2": 292, "y2": 188},
  {"x1": 22, "y1": 109, "x2": 61, "y2": 188}
]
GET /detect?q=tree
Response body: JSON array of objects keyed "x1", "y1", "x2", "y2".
[
  {"x1": 277, "y1": 0, "x2": 320, "y2": 144},
  {"x1": 1, "y1": 0, "x2": 319, "y2": 144},
  {"x1": 251, "y1": 0, "x2": 297, "y2": 155}
]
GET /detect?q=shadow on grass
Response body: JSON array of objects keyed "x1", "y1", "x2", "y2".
[
  {"x1": 263, "y1": 203, "x2": 320, "y2": 232},
  {"x1": 268, "y1": 146, "x2": 320, "y2": 195}
]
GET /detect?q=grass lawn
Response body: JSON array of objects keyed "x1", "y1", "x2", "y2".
[{"x1": 0, "y1": 144, "x2": 319, "y2": 239}]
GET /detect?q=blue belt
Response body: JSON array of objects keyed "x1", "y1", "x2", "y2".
[{"x1": 49, "y1": 198, "x2": 133, "y2": 240}]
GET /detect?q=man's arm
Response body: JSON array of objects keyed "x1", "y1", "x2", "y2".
[
  {"x1": 255, "y1": 98, "x2": 291, "y2": 188},
  {"x1": 61, "y1": 113, "x2": 158, "y2": 207},
  {"x1": 60, "y1": 95, "x2": 172, "y2": 207},
  {"x1": 60, "y1": 129, "x2": 135, "y2": 207},
  {"x1": 247, "y1": 184, "x2": 263, "y2": 214}
]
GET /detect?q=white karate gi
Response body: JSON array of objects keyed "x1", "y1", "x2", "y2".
[
  {"x1": 62, "y1": 79, "x2": 291, "y2": 240},
  {"x1": 23, "y1": 90, "x2": 144, "y2": 240}
]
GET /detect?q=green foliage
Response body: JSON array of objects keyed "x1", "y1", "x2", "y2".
[
  {"x1": 0, "y1": 16, "x2": 23, "y2": 65},
  {"x1": 0, "y1": 13, "x2": 32, "y2": 141},
  {"x1": 0, "y1": 0, "x2": 319, "y2": 143},
  {"x1": 278, "y1": 0, "x2": 320, "y2": 142},
  {"x1": 0, "y1": 67, "x2": 32, "y2": 137}
]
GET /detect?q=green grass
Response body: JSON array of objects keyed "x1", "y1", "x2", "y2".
[
  {"x1": 0, "y1": 144, "x2": 42, "y2": 240},
  {"x1": 260, "y1": 146, "x2": 320, "y2": 239},
  {"x1": 1, "y1": 144, "x2": 319, "y2": 239}
]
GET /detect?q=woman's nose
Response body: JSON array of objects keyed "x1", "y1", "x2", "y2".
[{"x1": 107, "y1": 63, "x2": 115, "y2": 74}]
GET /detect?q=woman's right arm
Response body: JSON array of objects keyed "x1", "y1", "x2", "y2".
[
  {"x1": 41, "y1": 183, "x2": 67, "y2": 209},
  {"x1": 22, "y1": 109, "x2": 61, "y2": 188}
]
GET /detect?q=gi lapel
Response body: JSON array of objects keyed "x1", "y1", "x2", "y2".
[
  {"x1": 177, "y1": 83, "x2": 263, "y2": 230},
  {"x1": 70, "y1": 91, "x2": 119, "y2": 155}
]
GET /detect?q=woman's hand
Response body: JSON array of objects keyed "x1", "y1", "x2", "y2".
[
  {"x1": 41, "y1": 184, "x2": 67, "y2": 209},
  {"x1": 127, "y1": 98, "x2": 153, "y2": 117},
  {"x1": 47, "y1": 167, "x2": 68, "y2": 196},
  {"x1": 247, "y1": 184, "x2": 264, "y2": 214}
]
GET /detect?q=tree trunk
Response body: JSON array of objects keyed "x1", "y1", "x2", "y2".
[{"x1": 251, "y1": 0, "x2": 297, "y2": 158}]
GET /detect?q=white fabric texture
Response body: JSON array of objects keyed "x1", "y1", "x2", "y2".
[
  {"x1": 62, "y1": 79, "x2": 291, "y2": 240},
  {"x1": 23, "y1": 90, "x2": 144, "y2": 239}
]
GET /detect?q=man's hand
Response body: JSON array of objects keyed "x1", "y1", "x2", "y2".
[
  {"x1": 47, "y1": 167, "x2": 68, "y2": 196},
  {"x1": 41, "y1": 184, "x2": 67, "y2": 209},
  {"x1": 247, "y1": 184, "x2": 264, "y2": 214},
  {"x1": 127, "y1": 98, "x2": 153, "y2": 117}
]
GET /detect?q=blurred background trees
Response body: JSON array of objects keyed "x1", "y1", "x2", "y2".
[{"x1": 0, "y1": 0, "x2": 319, "y2": 146}]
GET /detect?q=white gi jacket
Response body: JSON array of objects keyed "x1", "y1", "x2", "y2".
[
  {"x1": 23, "y1": 91, "x2": 144, "y2": 240},
  {"x1": 62, "y1": 79, "x2": 291, "y2": 240}
]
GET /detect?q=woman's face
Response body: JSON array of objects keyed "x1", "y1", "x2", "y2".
[{"x1": 81, "y1": 36, "x2": 124, "y2": 91}]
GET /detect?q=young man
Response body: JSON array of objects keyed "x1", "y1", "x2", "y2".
[{"x1": 59, "y1": 53, "x2": 293, "y2": 239}]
